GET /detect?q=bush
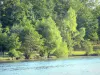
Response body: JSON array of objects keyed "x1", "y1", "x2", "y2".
[
  {"x1": 96, "y1": 50, "x2": 100, "y2": 56},
  {"x1": 54, "y1": 42, "x2": 68, "y2": 58},
  {"x1": 24, "y1": 51, "x2": 39, "y2": 59},
  {"x1": 8, "y1": 49, "x2": 22, "y2": 60},
  {"x1": 81, "y1": 40, "x2": 93, "y2": 55}
]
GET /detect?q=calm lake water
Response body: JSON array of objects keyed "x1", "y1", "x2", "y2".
[{"x1": 0, "y1": 57, "x2": 100, "y2": 75}]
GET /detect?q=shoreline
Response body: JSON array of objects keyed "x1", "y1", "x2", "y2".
[{"x1": 0, "y1": 56, "x2": 99, "y2": 63}]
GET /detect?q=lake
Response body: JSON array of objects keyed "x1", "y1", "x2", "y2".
[{"x1": 0, "y1": 56, "x2": 100, "y2": 75}]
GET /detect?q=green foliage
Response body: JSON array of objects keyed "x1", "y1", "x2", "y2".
[
  {"x1": 0, "y1": 0, "x2": 100, "y2": 59},
  {"x1": 68, "y1": 0, "x2": 83, "y2": 12},
  {"x1": 28, "y1": 0, "x2": 54, "y2": 19},
  {"x1": 8, "y1": 49, "x2": 22, "y2": 59},
  {"x1": 96, "y1": 50, "x2": 100, "y2": 56},
  {"x1": 20, "y1": 19, "x2": 44, "y2": 59},
  {"x1": 77, "y1": 3, "x2": 99, "y2": 41},
  {"x1": 36, "y1": 17, "x2": 67, "y2": 58},
  {"x1": 54, "y1": 42, "x2": 68, "y2": 58},
  {"x1": 7, "y1": 33, "x2": 21, "y2": 50},
  {"x1": 81, "y1": 40, "x2": 93, "y2": 55},
  {"x1": 54, "y1": 0, "x2": 69, "y2": 19},
  {"x1": 66, "y1": 7, "x2": 77, "y2": 32},
  {"x1": 0, "y1": 25, "x2": 8, "y2": 54},
  {"x1": 22, "y1": 28, "x2": 43, "y2": 59},
  {"x1": 74, "y1": 27, "x2": 86, "y2": 46},
  {"x1": 0, "y1": 0, "x2": 21, "y2": 27},
  {"x1": 56, "y1": 7, "x2": 78, "y2": 55}
]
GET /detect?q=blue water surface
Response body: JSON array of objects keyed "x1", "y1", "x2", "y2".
[{"x1": 0, "y1": 56, "x2": 100, "y2": 75}]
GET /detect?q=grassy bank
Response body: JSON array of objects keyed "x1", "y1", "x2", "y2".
[
  {"x1": 0, "y1": 51, "x2": 99, "y2": 62},
  {"x1": 72, "y1": 51, "x2": 98, "y2": 56},
  {"x1": 0, "y1": 56, "x2": 57, "y2": 62},
  {"x1": 72, "y1": 51, "x2": 86, "y2": 56}
]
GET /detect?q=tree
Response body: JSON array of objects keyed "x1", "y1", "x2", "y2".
[
  {"x1": 68, "y1": 0, "x2": 83, "y2": 13},
  {"x1": 81, "y1": 40, "x2": 93, "y2": 55},
  {"x1": 22, "y1": 25, "x2": 44, "y2": 59},
  {"x1": 28, "y1": 0, "x2": 51, "y2": 19},
  {"x1": 54, "y1": 0, "x2": 69, "y2": 19},
  {"x1": 74, "y1": 27, "x2": 86, "y2": 46},
  {"x1": 56, "y1": 7, "x2": 78, "y2": 55},
  {"x1": 77, "y1": 2, "x2": 99, "y2": 41},
  {"x1": 93, "y1": 5, "x2": 100, "y2": 40},
  {"x1": 0, "y1": 0, "x2": 33, "y2": 27},
  {"x1": 7, "y1": 33, "x2": 21, "y2": 59},
  {"x1": 0, "y1": 0, "x2": 99, "y2": 59},
  {"x1": 66, "y1": 7, "x2": 77, "y2": 32},
  {"x1": 0, "y1": 24, "x2": 8, "y2": 56},
  {"x1": 7, "y1": 33, "x2": 21, "y2": 51},
  {"x1": 11, "y1": 17, "x2": 44, "y2": 59},
  {"x1": 8, "y1": 49, "x2": 22, "y2": 60},
  {"x1": 54, "y1": 42, "x2": 68, "y2": 58},
  {"x1": 0, "y1": 0, "x2": 21, "y2": 27},
  {"x1": 36, "y1": 17, "x2": 68, "y2": 58}
]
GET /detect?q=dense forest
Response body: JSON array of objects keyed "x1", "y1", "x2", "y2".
[{"x1": 0, "y1": 0, "x2": 100, "y2": 59}]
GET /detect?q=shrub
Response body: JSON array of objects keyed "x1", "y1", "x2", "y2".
[
  {"x1": 54, "y1": 42, "x2": 68, "y2": 58},
  {"x1": 8, "y1": 49, "x2": 22, "y2": 60}
]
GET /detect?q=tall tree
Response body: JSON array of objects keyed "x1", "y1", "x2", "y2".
[
  {"x1": 77, "y1": 2, "x2": 99, "y2": 41},
  {"x1": 56, "y1": 7, "x2": 78, "y2": 55},
  {"x1": 11, "y1": 17, "x2": 44, "y2": 59},
  {"x1": 22, "y1": 25, "x2": 43, "y2": 59},
  {"x1": 36, "y1": 17, "x2": 68, "y2": 58},
  {"x1": 0, "y1": 24, "x2": 8, "y2": 56}
]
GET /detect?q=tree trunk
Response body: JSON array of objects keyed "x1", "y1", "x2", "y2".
[
  {"x1": 12, "y1": 57, "x2": 13, "y2": 60},
  {"x1": 3, "y1": 51, "x2": 4, "y2": 57},
  {"x1": 24, "y1": 54, "x2": 30, "y2": 59},
  {"x1": 47, "y1": 52, "x2": 50, "y2": 58}
]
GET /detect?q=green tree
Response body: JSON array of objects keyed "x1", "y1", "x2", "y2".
[
  {"x1": 93, "y1": 5, "x2": 100, "y2": 40},
  {"x1": 7, "y1": 33, "x2": 21, "y2": 51},
  {"x1": 54, "y1": 42, "x2": 68, "y2": 58},
  {"x1": 77, "y1": 2, "x2": 99, "y2": 41},
  {"x1": 8, "y1": 49, "x2": 22, "y2": 60},
  {"x1": 74, "y1": 27, "x2": 86, "y2": 46},
  {"x1": 36, "y1": 17, "x2": 68, "y2": 58},
  {"x1": 56, "y1": 7, "x2": 78, "y2": 55},
  {"x1": 7, "y1": 33, "x2": 21, "y2": 59},
  {"x1": 22, "y1": 25, "x2": 44, "y2": 59},
  {"x1": 81, "y1": 40, "x2": 93, "y2": 55},
  {"x1": 11, "y1": 17, "x2": 44, "y2": 59},
  {"x1": 0, "y1": 0, "x2": 33, "y2": 27},
  {"x1": 0, "y1": 24, "x2": 8, "y2": 56},
  {"x1": 54, "y1": 0, "x2": 69, "y2": 19},
  {"x1": 28, "y1": 0, "x2": 51, "y2": 19},
  {"x1": 0, "y1": 0, "x2": 21, "y2": 27},
  {"x1": 66, "y1": 7, "x2": 77, "y2": 32}
]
